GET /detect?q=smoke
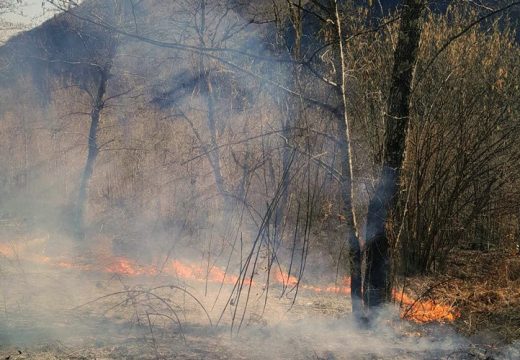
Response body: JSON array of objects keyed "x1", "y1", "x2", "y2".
[
  {"x1": 233, "y1": 314, "x2": 465, "y2": 359},
  {"x1": 0, "y1": 229, "x2": 510, "y2": 359},
  {"x1": 0, "y1": 259, "x2": 469, "y2": 359},
  {"x1": 0, "y1": 0, "x2": 518, "y2": 359}
]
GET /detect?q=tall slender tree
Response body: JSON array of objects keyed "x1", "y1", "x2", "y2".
[
  {"x1": 74, "y1": 57, "x2": 114, "y2": 238},
  {"x1": 332, "y1": 0, "x2": 363, "y2": 321}
]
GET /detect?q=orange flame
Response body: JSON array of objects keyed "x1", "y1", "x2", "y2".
[
  {"x1": 105, "y1": 257, "x2": 158, "y2": 276},
  {"x1": 274, "y1": 269, "x2": 298, "y2": 286},
  {"x1": 393, "y1": 289, "x2": 459, "y2": 323},
  {"x1": 166, "y1": 260, "x2": 252, "y2": 285},
  {"x1": 0, "y1": 243, "x2": 15, "y2": 257},
  {"x1": 299, "y1": 276, "x2": 351, "y2": 295}
]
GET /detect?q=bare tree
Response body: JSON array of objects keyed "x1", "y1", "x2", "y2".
[{"x1": 74, "y1": 51, "x2": 115, "y2": 238}]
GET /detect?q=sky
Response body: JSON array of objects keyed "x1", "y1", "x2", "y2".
[
  {"x1": 0, "y1": 0, "x2": 67, "y2": 41},
  {"x1": 2, "y1": 0, "x2": 53, "y2": 23}
]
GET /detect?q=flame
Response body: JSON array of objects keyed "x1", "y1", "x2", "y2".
[
  {"x1": 167, "y1": 260, "x2": 251, "y2": 285},
  {"x1": 0, "y1": 243, "x2": 15, "y2": 257},
  {"x1": 299, "y1": 276, "x2": 351, "y2": 295},
  {"x1": 0, "y1": 239, "x2": 459, "y2": 324},
  {"x1": 273, "y1": 271, "x2": 351, "y2": 294},
  {"x1": 274, "y1": 269, "x2": 298, "y2": 286},
  {"x1": 105, "y1": 257, "x2": 158, "y2": 276},
  {"x1": 393, "y1": 289, "x2": 460, "y2": 323}
]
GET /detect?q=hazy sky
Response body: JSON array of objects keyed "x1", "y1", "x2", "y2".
[
  {"x1": 0, "y1": 0, "x2": 66, "y2": 41},
  {"x1": 3, "y1": 0, "x2": 50, "y2": 23}
]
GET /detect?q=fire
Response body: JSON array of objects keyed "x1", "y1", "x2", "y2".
[
  {"x1": 273, "y1": 271, "x2": 352, "y2": 294},
  {"x1": 105, "y1": 257, "x2": 158, "y2": 276},
  {"x1": 0, "y1": 239, "x2": 459, "y2": 324},
  {"x1": 0, "y1": 243, "x2": 15, "y2": 257},
  {"x1": 274, "y1": 269, "x2": 298, "y2": 286},
  {"x1": 167, "y1": 260, "x2": 251, "y2": 285},
  {"x1": 168, "y1": 260, "x2": 200, "y2": 279},
  {"x1": 393, "y1": 289, "x2": 460, "y2": 323},
  {"x1": 299, "y1": 276, "x2": 351, "y2": 295}
]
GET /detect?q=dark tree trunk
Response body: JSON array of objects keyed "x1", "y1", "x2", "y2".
[
  {"x1": 74, "y1": 68, "x2": 109, "y2": 238},
  {"x1": 364, "y1": 0, "x2": 426, "y2": 310},
  {"x1": 339, "y1": 129, "x2": 363, "y2": 319}
]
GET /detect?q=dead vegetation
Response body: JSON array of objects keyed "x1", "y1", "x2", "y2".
[{"x1": 403, "y1": 250, "x2": 520, "y2": 342}]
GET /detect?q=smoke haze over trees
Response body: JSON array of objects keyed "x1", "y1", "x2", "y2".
[{"x1": 0, "y1": 0, "x2": 519, "y2": 357}]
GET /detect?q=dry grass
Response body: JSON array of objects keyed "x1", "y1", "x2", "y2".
[{"x1": 404, "y1": 250, "x2": 520, "y2": 343}]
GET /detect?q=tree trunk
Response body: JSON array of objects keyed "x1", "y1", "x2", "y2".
[
  {"x1": 364, "y1": 0, "x2": 426, "y2": 311},
  {"x1": 74, "y1": 68, "x2": 109, "y2": 238},
  {"x1": 332, "y1": 0, "x2": 363, "y2": 321}
]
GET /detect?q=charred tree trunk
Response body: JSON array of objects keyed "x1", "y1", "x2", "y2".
[
  {"x1": 332, "y1": 0, "x2": 363, "y2": 321},
  {"x1": 364, "y1": 0, "x2": 426, "y2": 310},
  {"x1": 74, "y1": 68, "x2": 109, "y2": 239}
]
